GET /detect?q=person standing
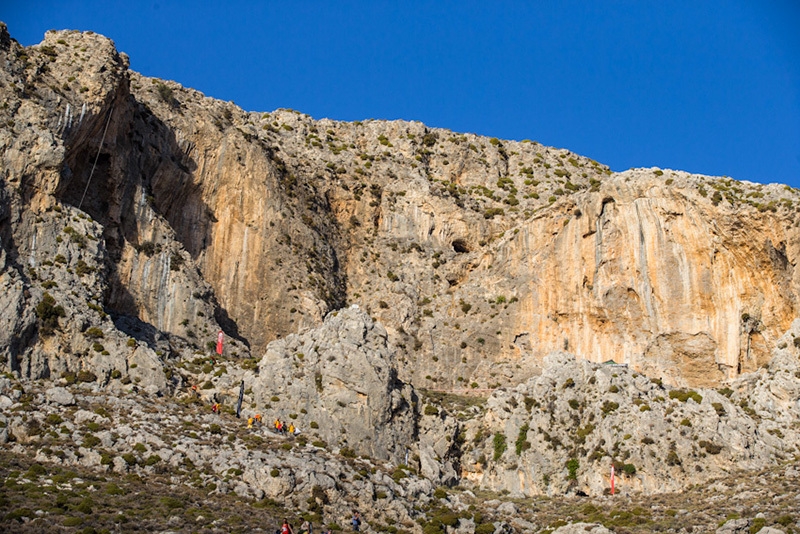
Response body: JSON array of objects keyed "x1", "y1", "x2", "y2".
[{"x1": 281, "y1": 518, "x2": 294, "y2": 534}]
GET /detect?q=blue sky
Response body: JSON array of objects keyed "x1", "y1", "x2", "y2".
[{"x1": 4, "y1": 1, "x2": 800, "y2": 187}]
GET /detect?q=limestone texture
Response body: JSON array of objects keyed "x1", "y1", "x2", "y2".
[{"x1": 3, "y1": 25, "x2": 800, "y2": 392}]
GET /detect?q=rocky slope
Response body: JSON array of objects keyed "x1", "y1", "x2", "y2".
[{"x1": 2, "y1": 327, "x2": 800, "y2": 533}]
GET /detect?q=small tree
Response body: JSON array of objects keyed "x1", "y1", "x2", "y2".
[{"x1": 36, "y1": 292, "x2": 65, "y2": 336}]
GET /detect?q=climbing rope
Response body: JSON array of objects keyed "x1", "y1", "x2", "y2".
[{"x1": 77, "y1": 105, "x2": 115, "y2": 211}]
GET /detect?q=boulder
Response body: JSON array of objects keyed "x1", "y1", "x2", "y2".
[
  {"x1": 45, "y1": 386, "x2": 75, "y2": 406},
  {"x1": 716, "y1": 518, "x2": 751, "y2": 534},
  {"x1": 251, "y1": 306, "x2": 416, "y2": 462}
]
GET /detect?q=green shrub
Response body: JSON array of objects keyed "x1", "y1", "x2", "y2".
[
  {"x1": 27, "y1": 463, "x2": 46, "y2": 476},
  {"x1": 669, "y1": 389, "x2": 703, "y2": 404},
  {"x1": 749, "y1": 517, "x2": 766, "y2": 534},
  {"x1": 5, "y1": 507, "x2": 34, "y2": 521},
  {"x1": 82, "y1": 434, "x2": 100, "y2": 448},
  {"x1": 36, "y1": 292, "x2": 65, "y2": 335},
  {"x1": 665, "y1": 450, "x2": 681, "y2": 466},
  {"x1": 492, "y1": 432, "x2": 507, "y2": 461},
  {"x1": 576, "y1": 423, "x2": 595, "y2": 441},
  {"x1": 424, "y1": 405, "x2": 439, "y2": 416},
  {"x1": 61, "y1": 371, "x2": 77, "y2": 385},
  {"x1": 155, "y1": 82, "x2": 174, "y2": 104},
  {"x1": 483, "y1": 207, "x2": 505, "y2": 219},
  {"x1": 83, "y1": 326, "x2": 104, "y2": 339},
  {"x1": 515, "y1": 424, "x2": 531, "y2": 455},
  {"x1": 77, "y1": 370, "x2": 97, "y2": 383},
  {"x1": 566, "y1": 458, "x2": 579, "y2": 480},
  {"x1": 135, "y1": 241, "x2": 157, "y2": 256},
  {"x1": 340, "y1": 447, "x2": 356, "y2": 458},
  {"x1": 75, "y1": 497, "x2": 93, "y2": 514},
  {"x1": 105, "y1": 483, "x2": 125, "y2": 495},
  {"x1": 601, "y1": 401, "x2": 619, "y2": 415},
  {"x1": 391, "y1": 467, "x2": 407, "y2": 482},
  {"x1": 75, "y1": 260, "x2": 94, "y2": 276},
  {"x1": 622, "y1": 463, "x2": 636, "y2": 475},
  {"x1": 170, "y1": 252, "x2": 184, "y2": 271},
  {"x1": 160, "y1": 496, "x2": 183, "y2": 510},
  {"x1": 46, "y1": 413, "x2": 64, "y2": 425}
]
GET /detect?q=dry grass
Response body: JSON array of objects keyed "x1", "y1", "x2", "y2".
[{"x1": 0, "y1": 450, "x2": 292, "y2": 533}]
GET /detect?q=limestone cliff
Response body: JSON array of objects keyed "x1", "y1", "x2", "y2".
[{"x1": 1, "y1": 24, "x2": 799, "y2": 391}]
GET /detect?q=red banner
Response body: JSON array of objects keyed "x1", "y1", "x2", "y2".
[
  {"x1": 611, "y1": 465, "x2": 615, "y2": 495},
  {"x1": 216, "y1": 330, "x2": 224, "y2": 355}
]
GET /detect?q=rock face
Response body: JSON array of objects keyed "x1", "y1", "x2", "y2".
[
  {"x1": 2, "y1": 25, "x2": 800, "y2": 392},
  {"x1": 250, "y1": 306, "x2": 416, "y2": 462},
  {"x1": 506, "y1": 176, "x2": 797, "y2": 387},
  {"x1": 462, "y1": 331, "x2": 800, "y2": 497}
]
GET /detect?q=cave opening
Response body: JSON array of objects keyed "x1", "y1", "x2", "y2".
[{"x1": 452, "y1": 239, "x2": 470, "y2": 253}]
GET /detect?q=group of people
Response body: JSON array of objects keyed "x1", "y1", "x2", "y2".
[
  {"x1": 274, "y1": 418, "x2": 298, "y2": 435},
  {"x1": 189, "y1": 383, "x2": 303, "y2": 436},
  {"x1": 280, "y1": 518, "x2": 325, "y2": 534},
  {"x1": 278, "y1": 511, "x2": 360, "y2": 534},
  {"x1": 207, "y1": 400, "x2": 300, "y2": 436},
  {"x1": 247, "y1": 413, "x2": 264, "y2": 429}
]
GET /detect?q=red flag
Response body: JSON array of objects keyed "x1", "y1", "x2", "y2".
[
  {"x1": 610, "y1": 465, "x2": 615, "y2": 495},
  {"x1": 216, "y1": 330, "x2": 224, "y2": 355}
]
